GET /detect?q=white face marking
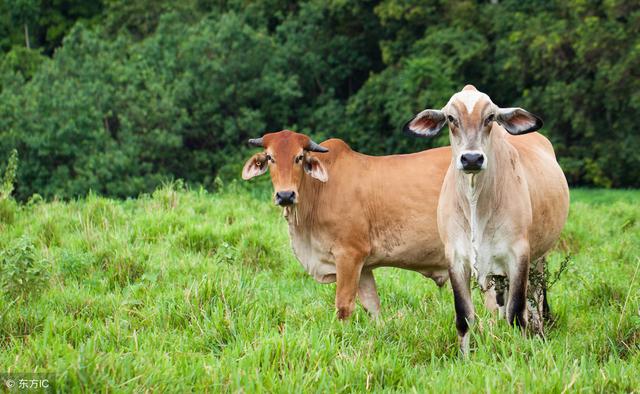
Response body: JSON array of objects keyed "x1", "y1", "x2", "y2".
[{"x1": 446, "y1": 90, "x2": 492, "y2": 114}]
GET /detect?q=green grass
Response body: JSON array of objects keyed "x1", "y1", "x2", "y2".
[{"x1": 0, "y1": 183, "x2": 638, "y2": 392}]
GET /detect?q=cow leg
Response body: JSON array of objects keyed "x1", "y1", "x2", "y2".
[
  {"x1": 484, "y1": 275, "x2": 507, "y2": 315},
  {"x1": 358, "y1": 269, "x2": 381, "y2": 318},
  {"x1": 494, "y1": 276, "x2": 508, "y2": 319},
  {"x1": 542, "y1": 280, "x2": 551, "y2": 321},
  {"x1": 484, "y1": 285, "x2": 498, "y2": 313},
  {"x1": 335, "y1": 252, "x2": 364, "y2": 320},
  {"x1": 536, "y1": 257, "x2": 552, "y2": 322},
  {"x1": 449, "y1": 263, "x2": 474, "y2": 356},
  {"x1": 507, "y1": 253, "x2": 529, "y2": 331}
]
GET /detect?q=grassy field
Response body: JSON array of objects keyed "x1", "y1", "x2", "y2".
[{"x1": 0, "y1": 183, "x2": 638, "y2": 392}]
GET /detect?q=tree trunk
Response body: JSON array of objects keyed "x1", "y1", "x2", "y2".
[{"x1": 24, "y1": 23, "x2": 30, "y2": 49}]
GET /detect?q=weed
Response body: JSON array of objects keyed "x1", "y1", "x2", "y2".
[
  {"x1": 0, "y1": 149, "x2": 18, "y2": 200},
  {"x1": 0, "y1": 236, "x2": 49, "y2": 299}
]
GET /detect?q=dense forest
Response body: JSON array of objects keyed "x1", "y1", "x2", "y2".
[{"x1": 0, "y1": 0, "x2": 638, "y2": 199}]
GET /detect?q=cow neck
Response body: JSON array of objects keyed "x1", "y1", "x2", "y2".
[{"x1": 453, "y1": 130, "x2": 509, "y2": 276}]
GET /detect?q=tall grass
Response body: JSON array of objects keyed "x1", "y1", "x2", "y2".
[{"x1": 0, "y1": 183, "x2": 638, "y2": 392}]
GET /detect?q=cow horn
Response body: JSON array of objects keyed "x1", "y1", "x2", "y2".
[
  {"x1": 306, "y1": 140, "x2": 329, "y2": 153},
  {"x1": 247, "y1": 137, "x2": 264, "y2": 147}
]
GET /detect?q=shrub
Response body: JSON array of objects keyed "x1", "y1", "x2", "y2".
[{"x1": 0, "y1": 236, "x2": 49, "y2": 299}]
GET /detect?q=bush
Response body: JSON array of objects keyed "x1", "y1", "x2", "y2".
[
  {"x1": 0, "y1": 149, "x2": 18, "y2": 200},
  {"x1": 0, "y1": 236, "x2": 49, "y2": 299}
]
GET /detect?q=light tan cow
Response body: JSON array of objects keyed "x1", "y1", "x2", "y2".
[
  {"x1": 404, "y1": 85, "x2": 569, "y2": 354},
  {"x1": 242, "y1": 130, "x2": 451, "y2": 319}
]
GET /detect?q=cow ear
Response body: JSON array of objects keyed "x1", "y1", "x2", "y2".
[
  {"x1": 403, "y1": 109, "x2": 446, "y2": 137},
  {"x1": 304, "y1": 156, "x2": 328, "y2": 182},
  {"x1": 496, "y1": 107, "x2": 543, "y2": 135},
  {"x1": 242, "y1": 152, "x2": 268, "y2": 180}
]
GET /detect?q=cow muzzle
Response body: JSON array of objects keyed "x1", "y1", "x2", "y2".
[
  {"x1": 459, "y1": 151, "x2": 486, "y2": 173},
  {"x1": 275, "y1": 190, "x2": 296, "y2": 206}
]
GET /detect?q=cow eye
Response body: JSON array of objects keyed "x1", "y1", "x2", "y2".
[
  {"x1": 295, "y1": 154, "x2": 304, "y2": 163},
  {"x1": 266, "y1": 154, "x2": 273, "y2": 162},
  {"x1": 484, "y1": 114, "x2": 495, "y2": 126},
  {"x1": 447, "y1": 115, "x2": 457, "y2": 126}
]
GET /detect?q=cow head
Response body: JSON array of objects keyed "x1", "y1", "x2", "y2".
[
  {"x1": 242, "y1": 130, "x2": 329, "y2": 206},
  {"x1": 403, "y1": 85, "x2": 543, "y2": 174}
]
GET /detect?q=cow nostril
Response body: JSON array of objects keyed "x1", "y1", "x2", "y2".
[
  {"x1": 275, "y1": 190, "x2": 296, "y2": 205},
  {"x1": 461, "y1": 153, "x2": 484, "y2": 170}
]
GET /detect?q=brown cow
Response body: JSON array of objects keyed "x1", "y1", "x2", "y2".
[
  {"x1": 242, "y1": 130, "x2": 451, "y2": 319},
  {"x1": 404, "y1": 85, "x2": 569, "y2": 354}
]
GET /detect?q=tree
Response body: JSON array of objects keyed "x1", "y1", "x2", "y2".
[
  {"x1": 5, "y1": 0, "x2": 39, "y2": 48},
  {"x1": 1, "y1": 0, "x2": 639, "y2": 199}
]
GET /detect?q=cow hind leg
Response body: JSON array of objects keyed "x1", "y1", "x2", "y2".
[
  {"x1": 507, "y1": 255, "x2": 529, "y2": 331},
  {"x1": 537, "y1": 257, "x2": 552, "y2": 322},
  {"x1": 358, "y1": 269, "x2": 381, "y2": 318},
  {"x1": 494, "y1": 276, "x2": 508, "y2": 319},
  {"x1": 482, "y1": 276, "x2": 508, "y2": 316},
  {"x1": 484, "y1": 285, "x2": 498, "y2": 313},
  {"x1": 542, "y1": 281, "x2": 551, "y2": 321}
]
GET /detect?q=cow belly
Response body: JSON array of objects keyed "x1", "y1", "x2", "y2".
[
  {"x1": 371, "y1": 227, "x2": 437, "y2": 261},
  {"x1": 367, "y1": 241, "x2": 447, "y2": 280},
  {"x1": 289, "y1": 228, "x2": 447, "y2": 285}
]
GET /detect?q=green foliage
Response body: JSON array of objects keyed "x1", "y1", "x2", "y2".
[
  {"x1": 0, "y1": 236, "x2": 49, "y2": 299},
  {"x1": 4, "y1": 0, "x2": 39, "y2": 49},
  {"x1": 0, "y1": 0, "x2": 639, "y2": 199},
  {"x1": 0, "y1": 149, "x2": 18, "y2": 200},
  {"x1": 0, "y1": 187, "x2": 637, "y2": 390},
  {"x1": 486, "y1": 0, "x2": 640, "y2": 187},
  {"x1": 0, "y1": 149, "x2": 19, "y2": 225},
  {"x1": 0, "y1": 198, "x2": 17, "y2": 225},
  {"x1": 0, "y1": 0, "x2": 104, "y2": 53},
  {"x1": 0, "y1": 46, "x2": 45, "y2": 85}
]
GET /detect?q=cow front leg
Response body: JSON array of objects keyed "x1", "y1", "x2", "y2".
[
  {"x1": 335, "y1": 252, "x2": 364, "y2": 320},
  {"x1": 358, "y1": 269, "x2": 381, "y2": 318},
  {"x1": 449, "y1": 263, "x2": 474, "y2": 356},
  {"x1": 507, "y1": 253, "x2": 530, "y2": 330}
]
